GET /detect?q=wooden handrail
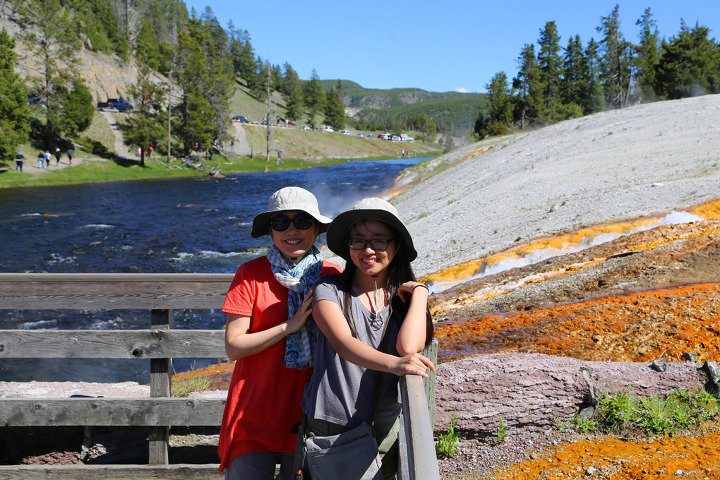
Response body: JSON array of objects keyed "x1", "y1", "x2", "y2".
[
  {"x1": 398, "y1": 339, "x2": 440, "y2": 480},
  {"x1": 0, "y1": 273, "x2": 234, "y2": 309}
]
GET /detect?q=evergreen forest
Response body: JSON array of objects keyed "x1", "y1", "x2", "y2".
[{"x1": 475, "y1": 5, "x2": 720, "y2": 138}]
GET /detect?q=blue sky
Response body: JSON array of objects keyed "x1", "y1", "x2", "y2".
[{"x1": 184, "y1": 0, "x2": 720, "y2": 93}]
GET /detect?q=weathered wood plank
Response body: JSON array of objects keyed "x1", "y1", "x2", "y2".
[
  {"x1": 0, "y1": 398, "x2": 226, "y2": 427},
  {"x1": 0, "y1": 330, "x2": 226, "y2": 359},
  {"x1": 399, "y1": 375, "x2": 440, "y2": 480},
  {"x1": 0, "y1": 273, "x2": 234, "y2": 309},
  {"x1": 149, "y1": 309, "x2": 172, "y2": 465},
  {"x1": 0, "y1": 464, "x2": 223, "y2": 479}
]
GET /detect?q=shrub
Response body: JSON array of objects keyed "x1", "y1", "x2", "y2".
[{"x1": 436, "y1": 414, "x2": 461, "y2": 457}]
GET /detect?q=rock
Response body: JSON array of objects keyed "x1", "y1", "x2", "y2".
[
  {"x1": 651, "y1": 358, "x2": 667, "y2": 372},
  {"x1": 434, "y1": 353, "x2": 709, "y2": 436}
]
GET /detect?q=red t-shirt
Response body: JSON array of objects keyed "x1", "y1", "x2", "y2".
[{"x1": 217, "y1": 256, "x2": 341, "y2": 471}]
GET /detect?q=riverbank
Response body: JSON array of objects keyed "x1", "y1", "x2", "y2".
[{"x1": 0, "y1": 149, "x2": 438, "y2": 189}]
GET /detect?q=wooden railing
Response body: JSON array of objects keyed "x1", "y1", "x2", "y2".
[{"x1": 0, "y1": 273, "x2": 439, "y2": 479}]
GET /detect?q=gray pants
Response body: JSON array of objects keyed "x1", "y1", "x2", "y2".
[{"x1": 225, "y1": 450, "x2": 295, "y2": 480}]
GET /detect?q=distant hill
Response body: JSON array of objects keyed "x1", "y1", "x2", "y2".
[{"x1": 319, "y1": 80, "x2": 488, "y2": 137}]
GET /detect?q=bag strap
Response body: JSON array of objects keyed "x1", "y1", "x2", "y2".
[{"x1": 371, "y1": 308, "x2": 395, "y2": 431}]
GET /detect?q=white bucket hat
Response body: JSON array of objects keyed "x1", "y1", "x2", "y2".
[
  {"x1": 251, "y1": 186, "x2": 332, "y2": 238},
  {"x1": 326, "y1": 197, "x2": 417, "y2": 262}
]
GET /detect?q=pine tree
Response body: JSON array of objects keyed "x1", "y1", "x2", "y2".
[
  {"x1": 285, "y1": 84, "x2": 304, "y2": 121},
  {"x1": 19, "y1": 0, "x2": 81, "y2": 146},
  {"x1": 174, "y1": 29, "x2": 215, "y2": 156},
  {"x1": 634, "y1": 8, "x2": 661, "y2": 102},
  {"x1": 560, "y1": 35, "x2": 585, "y2": 106},
  {"x1": 0, "y1": 29, "x2": 30, "y2": 164},
  {"x1": 303, "y1": 70, "x2": 325, "y2": 129},
  {"x1": 414, "y1": 113, "x2": 437, "y2": 142},
  {"x1": 62, "y1": 79, "x2": 95, "y2": 137},
  {"x1": 323, "y1": 80, "x2": 345, "y2": 129},
  {"x1": 279, "y1": 62, "x2": 300, "y2": 99},
  {"x1": 596, "y1": 5, "x2": 633, "y2": 108},
  {"x1": 537, "y1": 21, "x2": 563, "y2": 119},
  {"x1": 189, "y1": 8, "x2": 234, "y2": 146},
  {"x1": 579, "y1": 39, "x2": 606, "y2": 114},
  {"x1": 251, "y1": 56, "x2": 269, "y2": 100},
  {"x1": 486, "y1": 71, "x2": 512, "y2": 129},
  {"x1": 655, "y1": 21, "x2": 720, "y2": 99},
  {"x1": 512, "y1": 43, "x2": 542, "y2": 129},
  {"x1": 123, "y1": 65, "x2": 167, "y2": 166}
]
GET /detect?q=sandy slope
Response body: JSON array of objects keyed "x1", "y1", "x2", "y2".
[{"x1": 392, "y1": 94, "x2": 720, "y2": 278}]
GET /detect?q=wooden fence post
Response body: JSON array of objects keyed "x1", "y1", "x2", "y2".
[
  {"x1": 423, "y1": 339, "x2": 438, "y2": 427},
  {"x1": 149, "y1": 308, "x2": 173, "y2": 464}
]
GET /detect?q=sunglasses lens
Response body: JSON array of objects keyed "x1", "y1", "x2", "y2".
[
  {"x1": 270, "y1": 215, "x2": 314, "y2": 231},
  {"x1": 269, "y1": 215, "x2": 290, "y2": 231},
  {"x1": 294, "y1": 215, "x2": 314, "y2": 230}
]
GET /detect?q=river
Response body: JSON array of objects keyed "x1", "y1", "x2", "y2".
[{"x1": 0, "y1": 157, "x2": 426, "y2": 382}]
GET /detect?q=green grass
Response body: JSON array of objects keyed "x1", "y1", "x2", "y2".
[
  {"x1": 570, "y1": 386, "x2": 719, "y2": 437},
  {"x1": 435, "y1": 414, "x2": 461, "y2": 457},
  {"x1": 496, "y1": 417, "x2": 508, "y2": 443},
  {"x1": 172, "y1": 362, "x2": 211, "y2": 398}
]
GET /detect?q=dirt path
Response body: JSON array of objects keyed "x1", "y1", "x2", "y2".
[
  {"x1": 230, "y1": 122, "x2": 251, "y2": 156},
  {"x1": 101, "y1": 111, "x2": 137, "y2": 159},
  {"x1": 17, "y1": 151, "x2": 89, "y2": 174}
]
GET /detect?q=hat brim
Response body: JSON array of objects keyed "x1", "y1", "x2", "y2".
[
  {"x1": 326, "y1": 209, "x2": 416, "y2": 262},
  {"x1": 251, "y1": 210, "x2": 331, "y2": 238}
]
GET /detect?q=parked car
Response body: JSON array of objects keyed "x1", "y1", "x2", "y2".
[
  {"x1": 399, "y1": 133, "x2": 414, "y2": 141},
  {"x1": 300, "y1": 125, "x2": 311, "y2": 130},
  {"x1": 97, "y1": 98, "x2": 133, "y2": 112},
  {"x1": 377, "y1": 134, "x2": 387, "y2": 140},
  {"x1": 322, "y1": 126, "x2": 334, "y2": 133},
  {"x1": 339, "y1": 130, "x2": 351, "y2": 135},
  {"x1": 367, "y1": 134, "x2": 374, "y2": 138},
  {"x1": 232, "y1": 115, "x2": 249, "y2": 123},
  {"x1": 391, "y1": 135, "x2": 402, "y2": 141},
  {"x1": 357, "y1": 133, "x2": 366, "y2": 137},
  {"x1": 27, "y1": 95, "x2": 46, "y2": 106}
]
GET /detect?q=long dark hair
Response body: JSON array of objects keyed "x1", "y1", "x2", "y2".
[{"x1": 340, "y1": 222, "x2": 434, "y2": 348}]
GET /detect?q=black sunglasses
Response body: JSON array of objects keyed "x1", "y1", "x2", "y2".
[
  {"x1": 348, "y1": 238, "x2": 394, "y2": 251},
  {"x1": 269, "y1": 214, "x2": 315, "y2": 232}
]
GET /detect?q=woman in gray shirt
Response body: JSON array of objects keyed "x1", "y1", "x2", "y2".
[{"x1": 299, "y1": 197, "x2": 434, "y2": 479}]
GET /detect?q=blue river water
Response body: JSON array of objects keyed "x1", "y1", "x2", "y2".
[{"x1": 0, "y1": 157, "x2": 426, "y2": 383}]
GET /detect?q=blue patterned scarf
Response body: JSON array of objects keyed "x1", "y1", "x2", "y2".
[{"x1": 267, "y1": 244, "x2": 324, "y2": 369}]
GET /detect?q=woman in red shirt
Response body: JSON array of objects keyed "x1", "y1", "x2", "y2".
[{"x1": 219, "y1": 187, "x2": 342, "y2": 479}]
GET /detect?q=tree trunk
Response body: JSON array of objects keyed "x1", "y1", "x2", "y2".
[{"x1": 434, "y1": 353, "x2": 712, "y2": 437}]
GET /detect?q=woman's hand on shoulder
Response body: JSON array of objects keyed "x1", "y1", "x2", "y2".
[
  {"x1": 398, "y1": 281, "x2": 429, "y2": 303},
  {"x1": 286, "y1": 288, "x2": 314, "y2": 334},
  {"x1": 389, "y1": 352, "x2": 435, "y2": 378}
]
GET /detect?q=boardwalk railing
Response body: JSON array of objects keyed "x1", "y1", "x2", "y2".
[{"x1": 0, "y1": 273, "x2": 439, "y2": 479}]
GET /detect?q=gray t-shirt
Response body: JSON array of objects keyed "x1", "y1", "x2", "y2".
[{"x1": 302, "y1": 274, "x2": 401, "y2": 427}]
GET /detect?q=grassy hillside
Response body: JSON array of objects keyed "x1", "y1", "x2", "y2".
[
  {"x1": 242, "y1": 123, "x2": 437, "y2": 160},
  {"x1": 318, "y1": 79, "x2": 487, "y2": 136}
]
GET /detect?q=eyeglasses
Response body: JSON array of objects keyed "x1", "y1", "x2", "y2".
[
  {"x1": 348, "y1": 238, "x2": 394, "y2": 251},
  {"x1": 269, "y1": 214, "x2": 315, "y2": 232}
]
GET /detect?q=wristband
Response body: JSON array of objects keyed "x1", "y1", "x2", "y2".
[{"x1": 413, "y1": 284, "x2": 429, "y2": 292}]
